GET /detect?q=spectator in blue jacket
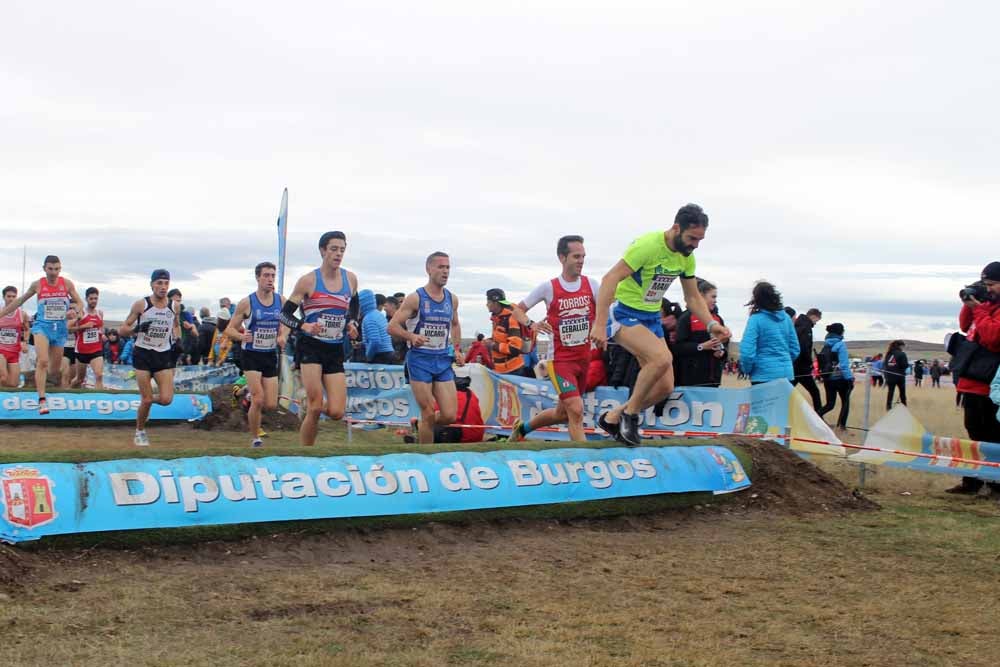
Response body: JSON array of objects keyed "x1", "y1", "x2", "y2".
[
  {"x1": 738, "y1": 281, "x2": 799, "y2": 384},
  {"x1": 359, "y1": 289, "x2": 396, "y2": 365},
  {"x1": 818, "y1": 322, "x2": 854, "y2": 430}
]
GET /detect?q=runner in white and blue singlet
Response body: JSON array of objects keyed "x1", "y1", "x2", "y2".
[
  {"x1": 388, "y1": 251, "x2": 464, "y2": 444},
  {"x1": 280, "y1": 231, "x2": 360, "y2": 446}
]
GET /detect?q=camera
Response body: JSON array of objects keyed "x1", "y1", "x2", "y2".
[{"x1": 959, "y1": 281, "x2": 991, "y2": 303}]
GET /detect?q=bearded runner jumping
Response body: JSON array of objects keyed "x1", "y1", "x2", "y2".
[{"x1": 589, "y1": 204, "x2": 732, "y2": 446}]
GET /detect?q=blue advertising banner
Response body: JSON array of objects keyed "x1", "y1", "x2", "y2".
[
  {"x1": 0, "y1": 392, "x2": 212, "y2": 422},
  {"x1": 0, "y1": 445, "x2": 750, "y2": 542},
  {"x1": 97, "y1": 364, "x2": 240, "y2": 392}
]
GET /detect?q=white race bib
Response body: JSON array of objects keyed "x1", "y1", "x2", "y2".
[
  {"x1": 43, "y1": 299, "x2": 67, "y2": 320},
  {"x1": 0, "y1": 328, "x2": 18, "y2": 346},
  {"x1": 422, "y1": 323, "x2": 448, "y2": 351},
  {"x1": 558, "y1": 316, "x2": 590, "y2": 347},
  {"x1": 253, "y1": 327, "x2": 278, "y2": 350},
  {"x1": 82, "y1": 328, "x2": 101, "y2": 344},
  {"x1": 145, "y1": 323, "x2": 170, "y2": 344},
  {"x1": 643, "y1": 273, "x2": 677, "y2": 303},
  {"x1": 317, "y1": 313, "x2": 346, "y2": 340}
]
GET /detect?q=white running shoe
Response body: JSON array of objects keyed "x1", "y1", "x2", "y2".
[
  {"x1": 134, "y1": 430, "x2": 150, "y2": 447},
  {"x1": 251, "y1": 438, "x2": 264, "y2": 448}
]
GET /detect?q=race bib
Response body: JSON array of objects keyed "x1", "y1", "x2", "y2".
[
  {"x1": 317, "y1": 313, "x2": 346, "y2": 340},
  {"x1": 422, "y1": 323, "x2": 449, "y2": 350},
  {"x1": 82, "y1": 328, "x2": 101, "y2": 344},
  {"x1": 43, "y1": 299, "x2": 67, "y2": 320},
  {"x1": 145, "y1": 323, "x2": 170, "y2": 344},
  {"x1": 643, "y1": 273, "x2": 676, "y2": 303},
  {"x1": 558, "y1": 316, "x2": 590, "y2": 347},
  {"x1": 253, "y1": 326, "x2": 278, "y2": 350},
  {"x1": 0, "y1": 328, "x2": 18, "y2": 346}
]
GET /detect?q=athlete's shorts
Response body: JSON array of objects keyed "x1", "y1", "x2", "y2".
[
  {"x1": 133, "y1": 346, "x2": 177, "y2": 375},
  {"x1": 241, "y1": 349, "x2": 279, "y2": 378},
  {"x1": 606, "y1": 302, "x2": 664, "y2": 340},
  {"x1": 1, "y1": 349, "x2": 19, "y2": 365},
  {"x1": 296, "y1": 335, "x2": 345, "y2": 375},
  {"x1": 31, "y1": 320, "x2": 68, "y2": 348},
  {"x1": 76, "y1": 351, "x2": 102, "y2": 365},
  {"x1": 63, "y1": 346, "x2": 77, "y2": 364},
  {"x1": 407, "y1": 352, "x2": 455, "y2": 384},
  {"x1": 546, "y1": 358, "x2": 590, "y2": 401}
]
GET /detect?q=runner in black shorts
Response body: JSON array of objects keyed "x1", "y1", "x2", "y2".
[
  {"x1": 279, "y1": 232, "x2": 360, "y2": 446},
  {"x1": 119, "y1": 269, "x2": 181, "y2": 446},
  {"x1": 226, "y1": 261, "x2": 288, "y2": 448}
]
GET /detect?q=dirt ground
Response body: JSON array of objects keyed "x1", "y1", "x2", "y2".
[{"x1": 1, "y1": 422, "x2": 997, "y2": 666}]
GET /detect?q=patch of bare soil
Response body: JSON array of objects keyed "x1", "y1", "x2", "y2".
[
  {"x1": 0, "y1": 545, "x2": 34, "y2": 587},
  {"x1": 194, "y1": 386, "x2": 300, "y2": 432},
  {"x1": 720, "y1": 436, "x2": 880, "y2": 514}
]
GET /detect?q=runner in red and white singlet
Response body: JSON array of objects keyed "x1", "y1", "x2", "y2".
[
  {"x1": 509, "y1": 235, "x2": 600, "y2": 442},
  {"x1": 69, "y1": 287, "x2": 105, "y2": 389},
  {"x1": 0, "y1": 286, "x2": 30, "y2": 388}
]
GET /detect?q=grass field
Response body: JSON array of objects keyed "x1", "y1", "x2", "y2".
[{"x1": 1, "y1": 385, "x2": 998, "y2": 666}]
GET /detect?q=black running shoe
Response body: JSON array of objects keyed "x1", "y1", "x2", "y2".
[
  {"x1": 597, "y1": 411, "x2": 620, "y2": 438},
  {"x1": 618, "y1": 411, "x2": 641, "y2": 447}
]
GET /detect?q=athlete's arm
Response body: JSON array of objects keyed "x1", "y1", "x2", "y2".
[
  {"x1": 346, "y1": 271, "x2": 360, "y2": 340},
  {"x1": 451, "y1": 294, "x2": 464, "y2": 365},
  {"x1": 118, "y1": 300, "x2": 144, "y2": 337},
  {"x1": 67, "y1": 311, "x2": 82, "y2": 332},
  {"x1": 278, "y1": 274, "x2": 320, "y2": 335},
  {"x1": 0, "y1": 281, "x2": 37, "y2": 319},
  {"x1": 681, "y1": 278, "x2": 731, "y2": 342},
  {"x1": 226, "y1": 297, "x2": 252, "y2": 343},
  {"x1": 65, "y1": 279, "x2": 86, "y2": 315},
  {"x1": 387, "y1": 292, "x2": 428, "y2": 347},
  {"x1": 589, "y1": 260, "x2": 634, "y2": 349},
  {"x1": 276, "y1": 295, "x2": 289, "y2": 349},
  {"x1": 20, "y1": 311, "x2": 30, "y2": 352}
]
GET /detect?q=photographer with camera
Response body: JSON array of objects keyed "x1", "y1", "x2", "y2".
[{"x1": 948, "y1": 262, "x2": 1000, "y2": 495}]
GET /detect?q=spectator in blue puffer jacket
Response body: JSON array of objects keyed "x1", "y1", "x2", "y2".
[
  {"x1": 738, "y1": 281, "x2": 799, "y2": 384},
  {"x1": 818, "y1": 322, "x2": 854, "y2": 430},
  {"x1": 359, "y1": 289, "x2": 396, "y2": 365}
]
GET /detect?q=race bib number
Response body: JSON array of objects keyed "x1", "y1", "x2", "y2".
[
  {"x1": 82, "y1": 328, "x2": 101, "y2": 344},
  {"x1": 317, "y1": 313, "x2": 346, "y2": 340},
  {"x1": 253, "y1": 326, "x2": 278, "y2": 350},
  {"x1": 558, "y1": 317, "x2": 590, "y2": 347},
  {"x1": 643, "y1": 273, "x2": 676, "y2": 303},
  {"x1": 422, "y1": 323, "x2": 448, "y2": 350},
  {"x1": 43, "y1": 299, "x2": 67, "y2": 320},
  {"x1": 145, "y1": 323, "x2": 170, "y2": 344},
  {"x1": 0, "y1": 328, "x2": 18, "y2": 346}
]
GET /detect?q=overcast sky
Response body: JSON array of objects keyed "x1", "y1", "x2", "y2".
[{"x1": 3, "y1": 1, "x2": 998, "y2": 343}]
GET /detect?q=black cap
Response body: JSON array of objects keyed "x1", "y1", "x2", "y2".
[
  {"x1": 150, "y1": 269, "x2": 170, "y2": 282},
  {"x1": 826, "y1": 322, "x2": 844, "y2": 336},
  {"x1": 486, "y1": 288, "x2": 510, "y2": 305},
  {"x1": 982, "y1": 262, "x2": 1000, "y2": 282}
]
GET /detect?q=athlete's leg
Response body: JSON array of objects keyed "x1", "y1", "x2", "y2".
[
  {"x1": 90, "y1": 356, "x2": 104, "y2": 389},
  {"x1": 604, "y1": 324, "x2": 673, "y2": 423},
  {"x1": 135, "y1": 370, "x2": 155, "y2": 431},
  {"x1": 431, "y1": 380, "x2": 457, "y2": 427},
  {"x1": 3, "y1": 361, "x2": 19, "y2": 388},
  {"x1": 322, "y1": 372, "x2": 346, "y2": 421},
  {"x1": 0, "y1": 357, "x2": 8, "y2": 387},
  {"x1": 152, "y1": 369, "x2": 175, "y2": 406},
  {"x1": 245, "y1": 370, "x2": 265, "y2": 440},
  {"x1": 409, "y1": 380, "x2": 437, "y2": 444},
  {"x1": 299, "y1": 363, "x2": 324, "y2": 446},
  {"x1": 262, "y1": 376, "x2": 279, "y2": 411},
  {"x1": 34, "y1": 333, "x2": 52, "y2": 400}
]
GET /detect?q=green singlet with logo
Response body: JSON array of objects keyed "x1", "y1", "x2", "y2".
[{"x1": 614, "y1": 230, "x2": 697, "y2": 312}]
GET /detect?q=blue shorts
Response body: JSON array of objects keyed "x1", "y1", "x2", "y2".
[
  {"x1": 407, "y1": 352, "x2": 455, "y2": 384},
  {"x1": 606, "y1": 302, "x2": 664, "y2": 340},
  {"x1": 31, "y1": 320, "x2": 68, "y2": 348}
]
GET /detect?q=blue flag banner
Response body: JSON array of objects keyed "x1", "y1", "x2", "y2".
[
  {"x1": 276, "y1": 187, "x2": 289, "y2": 296},
  {"x1": 0, "y1": 445, "x2": 750, "y2": 542},
  {"x1": 0, "y1": 392, "x2": 212, "y2": 422}
]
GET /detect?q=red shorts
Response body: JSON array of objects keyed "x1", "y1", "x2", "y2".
[
  {"x1": 546, "y1": 358, "x2": 589, "y2": 401},
  {"x1": 1, "y1": 348, "x2": 19, "y2": 365}
]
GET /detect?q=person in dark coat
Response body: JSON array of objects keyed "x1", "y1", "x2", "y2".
[
  {"x1": 792, "y1": 308, "x2": 823, "y2": 411},
  {"x1": 883, "y1": 339, "x2": 909, "y2": 410},
  {"x1": 673, "y1": 279, "x2": 727, "y2": 388}
]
